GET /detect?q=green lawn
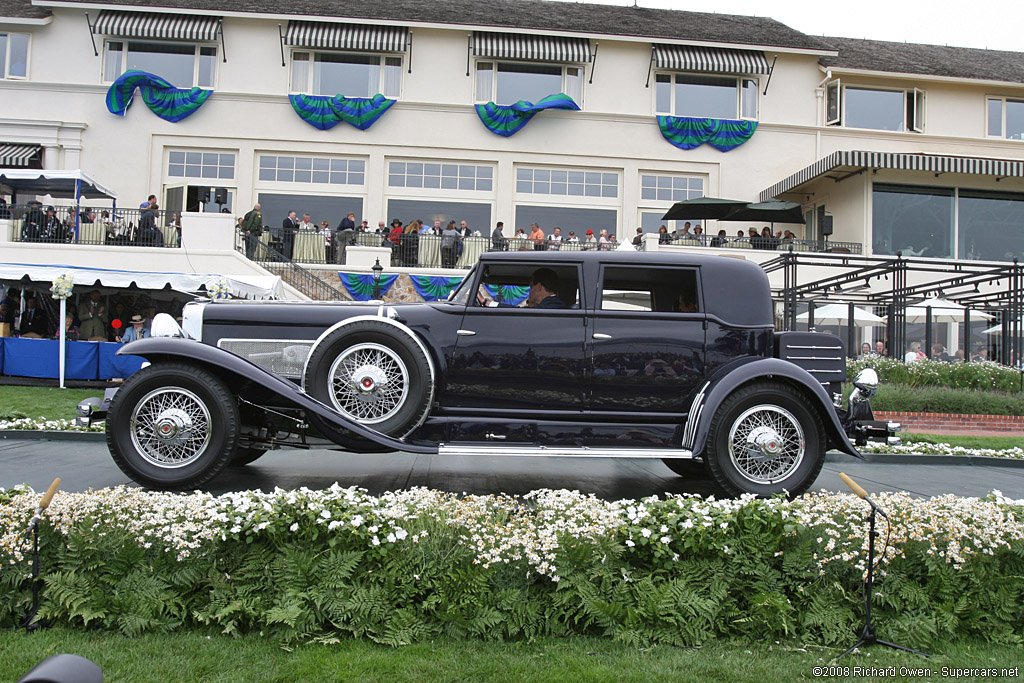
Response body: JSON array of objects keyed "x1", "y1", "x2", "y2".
[
  {"x1": 1, "y1": 629, "x2": 1021, "y2": 682},
  {"x1": 0, "y1": 386, "x2": 100, "y2": 422}
]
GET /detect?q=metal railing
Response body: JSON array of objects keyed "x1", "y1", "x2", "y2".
[
  {"x1": 662, "y1": 234, "x2": 862, "y2": 254},
  {"x1": 239, "y1": 230, "x2": 348, "y2": 301},
  {"x1": 3, "y1": 204, "x2": 180, "y2": 247}
]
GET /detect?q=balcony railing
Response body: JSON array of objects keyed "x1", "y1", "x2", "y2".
[
  {"x1": 661, "y1": 234, "x2": 862, "y2": 254},
  {"x1": 4, "y1": 204, "x2": 180, "y2": 247}
]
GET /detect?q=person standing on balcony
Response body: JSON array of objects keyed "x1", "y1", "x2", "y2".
[
  {"x1": 78, "y1": 290, "x2": 107, "y2": 340},
  {"x1": 281, "y1": 210, "x2": 299, "y2": 259},
  {"x1": 491, "y1": 221, "x2": 506, "y2": 251},
  {"x1": 298, "y1": 213, "x2": 314, "y2": 231},
  {"x1": 528, "y1": 222, "x2": 545, "y2": 251},
  {"x1": 240, "y1": 203, "x2": 263, "y2": 259}
]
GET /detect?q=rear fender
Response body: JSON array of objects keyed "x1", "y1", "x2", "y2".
[
  {"x1": 117, "y1": 338, "x2": 438, "y2": 454},
  {"x1": 686, "y1": 357, "x2": 862, "y2": 460}
]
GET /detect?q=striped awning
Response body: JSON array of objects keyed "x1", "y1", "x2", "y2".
[
  {"x1": 473, "y1": 31, "x2": 591, "y2": 63},
  {"x1": 654, "y1": 44, "x2": 769, "y2": 74},
  {"x1": 761, "y1": 150, "x2": 1024, "y2": 200},
  {"x1": 0, "y1": 144, "x2": 41, "y2": 167},
  {"x1": 92, "y1": 10, "x2": 221, "y2": 42},
  {"x1": 285, "y1": 21, "x2": 409, "y2": 52}
]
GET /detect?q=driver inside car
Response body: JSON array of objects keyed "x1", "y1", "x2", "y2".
[{"x1": 477, "y1": 268, "x2": 568, "y2": 309}]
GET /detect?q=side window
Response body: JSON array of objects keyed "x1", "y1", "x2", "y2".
[
  {"x1": 474, "y1": 263, "x2": 581, "y2": 309},
  {"x1": 599, "y1": 266, "x2": 699, "y2": 313}
]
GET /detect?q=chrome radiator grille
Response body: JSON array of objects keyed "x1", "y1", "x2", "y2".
[{"x1": 218, "y1": 339, "x2": 313, "y2": 377}]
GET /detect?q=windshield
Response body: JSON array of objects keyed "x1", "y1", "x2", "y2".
[{"x1": 446, "y1": 265, "x2": 477, "y2": 306}]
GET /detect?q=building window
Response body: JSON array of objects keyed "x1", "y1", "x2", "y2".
[
  {"x1": 655, "y1": 74, "x2": 756, "y2": 119},
  {"x1": 638, "y1": 174, "x2": 704, "y2": 233},
  {"x1": 872, "y1": 184, "x2": 953, "y2": 258},
  {"x1": 514, "y1": 205, "x2": 617, "y2": 237},
  {"x1": 987, "y1": 97, "x2": 1024, "y2": 140},
  {"x1": 826, "y1": 80, "x2": 924, "y2": 132},
  {"x1": 103, "y1": 41, "x2": 216, "y2": 88},
  {"x1": 1, "y1": 32, "x2": 29, "y2": 79},
  {"x1": 168, "y1": 151, "x2": 235, "y2": 179},
  {"x1": 389, "y1": 162, "x2": 493, "y2": 191},
  {"x1": 259, "y1": 155, "x2": 365, "y2": 185},
  {"x1": 476, "y1": 62, "x2": 582, "y2": 105},
  {"x1": 516, "y1": 167, "x2": 618, "y2": 198},
  {"x1": 959, "y1": 189, "x2": 1024, "y2": 262},
  {"x1": 291, "y1": 51, "x2": 401, "y2": 98}
]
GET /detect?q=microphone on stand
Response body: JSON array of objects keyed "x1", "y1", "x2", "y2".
[{"x1": 839, "y1": 472, "x2": 888, "y2": 519}]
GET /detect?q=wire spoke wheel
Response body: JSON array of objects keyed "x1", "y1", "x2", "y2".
[
  {"x1": 129, "y1": 386, "x2": 212, "y2": 469},
  {"x1": 727, "y1": 404, "x2": 805, "y2": 484},
  {"x1": 328, "y1": 342, "x2": 410, "y2": 423}
]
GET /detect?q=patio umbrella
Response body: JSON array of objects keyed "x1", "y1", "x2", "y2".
[
  {"x1": 662, "y1": 197, "x2": 748, "y2": 221},
  {"x1": 722, "y1": 199, "x2": 805, "y2": 224},
  {"x1": 904, "y1": 297, "x2": 991, "y2": 324},
  {"x1": 982, "y1": 317, "x2": 1024, "y2": 335},
  {"x1": 796, "y1": 303, "x2": 886, "y2": 327}
]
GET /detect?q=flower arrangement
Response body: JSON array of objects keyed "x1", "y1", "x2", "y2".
[
  {"x1": 206, "y1": 279, "x2": 232, "y2": 300},
  {"x1": 49, "y1": 273, "x2": 74, "y2": 301}
]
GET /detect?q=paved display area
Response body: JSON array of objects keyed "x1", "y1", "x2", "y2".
[{"x1": 1, "y1": 436, "x2": 1022, "y2": 500}]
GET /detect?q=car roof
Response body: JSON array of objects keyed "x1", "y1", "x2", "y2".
[{"x1": 478, "y1": 248, "x2": 763, "y2": 275}]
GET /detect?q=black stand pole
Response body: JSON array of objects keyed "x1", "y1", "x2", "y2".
[
  {"x1": 20, "y1": 519, "x2": 44, "y2": 631},
  {"x1": 836, "y1": 507, "x2": 929, "y2": 660}
]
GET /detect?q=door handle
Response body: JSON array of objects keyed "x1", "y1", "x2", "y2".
[
  {"x1": 457, "y1": 329, "x2": 476, "y2": 336},
  {"x1": 485, "y1": 432, "x2": 506, "y2": 440},
  {"x1": 593, "y1": 333, "x2": 612, "y2": 340}
]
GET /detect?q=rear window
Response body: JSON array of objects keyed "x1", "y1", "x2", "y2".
[{"x1": 599, "y1": 266, "x2": 699, "y2": 313}]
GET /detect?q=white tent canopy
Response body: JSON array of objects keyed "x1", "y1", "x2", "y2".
[
  {"x1": 0, "y1": 263, "x2": 283, "y2": 300},
  {"x1": 0, "y1": 169, "x2": 117, "y2": 201},
  {"x1": 905, "y1": 297, "x2": 991, "y2": 323},
  {"x1": 982, "y1": 317, "x2": 1024, "y2": 335},
  {"x1": 796, "y1": 302, "x2": 886, "y2": 327}
]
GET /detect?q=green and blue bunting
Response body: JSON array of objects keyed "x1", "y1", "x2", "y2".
[
  {"x1": 657, "y1": 116, "x2": 757, "y2": 152},
  {"x1": 339, "y1": 272, "x2": 399, "y2": 301},
  {"x1": 106, "y1": 70, "x2": 212, "y2": 123},
  {"x1": 411, "y1": 275, "x2": 463, "y2": 302},
  {"x1": 290, "y1": 93, "x2": 396, "y2": 131},
  {"x1": 475, "y1": 93, "x2": 580, "y2": 137},
  {"x1": 483, "y1": 284, "x2": 530, "y2": 305}
]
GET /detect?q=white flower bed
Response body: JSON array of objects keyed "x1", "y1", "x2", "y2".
[
  {"x1": 0, "y1": 417, "x2": 103, "y2": 432},
  {"x1": 861, "y1": 440, "x2": 1024, "y2": 460},
  {"x1": 3, "y1": 485, "x2": 1021, "y2": 582}
]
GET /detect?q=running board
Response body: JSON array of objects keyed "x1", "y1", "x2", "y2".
[{"x1": 437, "y1": 445, "x2": 694, "y2": 459}]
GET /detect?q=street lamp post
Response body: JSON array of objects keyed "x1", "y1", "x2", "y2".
[{"x1": 372, "y1": 258, "x2": 383, "y2": 300}]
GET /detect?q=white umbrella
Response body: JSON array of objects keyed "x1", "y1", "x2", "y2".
[
  {"x1": 904, "y1": 297, "x2": 991, "y2": 324},
  {"x1": 982, "y1": 317, "x2": 1024, "y2": 335},
  {"x1": 796, "y1": 303, "x2": 886, "y2": 327}
]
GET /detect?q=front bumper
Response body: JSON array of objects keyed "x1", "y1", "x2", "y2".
[{"x1": 76, "y1": 389, "x2": 118, "y2": 428}]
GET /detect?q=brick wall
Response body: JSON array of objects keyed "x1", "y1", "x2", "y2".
[{"x1": 875, "y1": 411, "x2": 1024, "y2": 434}]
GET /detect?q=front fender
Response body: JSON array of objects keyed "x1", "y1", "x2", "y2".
[
  {"x1": 687, "y1": 357, "x2": 863, "y2": 460},
  {"x1": 117, "y1": 338, "x2": 438, "y2": 455}
]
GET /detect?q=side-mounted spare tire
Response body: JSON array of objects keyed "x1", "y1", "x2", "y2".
[
  {"x1": 106, "y1": 362, "x2": 239, "y2": 490},
  {"x1": 303, "y1": 319, "x2": 433, "y2": 438},
  {"x1": 704, "y1": 381, "x2": 826, "y2": 498}
]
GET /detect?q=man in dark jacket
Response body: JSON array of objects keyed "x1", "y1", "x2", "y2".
[
  {"x1": 491, "y1": 221, "x2": 506, "y2": 251},
  {"x1": 240, "y1": 203, "x2": 263, "y2": 259},
  {"x1": 19, "y1": 296, "x2": 48, "y2": 337},
  {"x1": 281, "y1": 210, "x2": 298, "y2": 259}
]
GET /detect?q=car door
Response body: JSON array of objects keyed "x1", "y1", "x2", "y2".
[
  {"x1": 589, "y1": 264, "x2": 706, "y2": 415},
  {"x1": 443, "y1": 261, "x2": 587, "y2": 418}
]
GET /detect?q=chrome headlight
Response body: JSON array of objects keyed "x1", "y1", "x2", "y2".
[
  {"x1": 850, "y1": 367, "x2": 879, "y2": 404},
  {"x1": 150, "y1": 312, "x2": 184, "y2": 338}
]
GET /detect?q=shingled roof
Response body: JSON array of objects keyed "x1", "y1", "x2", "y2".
[
  {"x1": 821, "y1": 36, "x2": 1024, "y2": 85},
  {"x1": 0, "y1": 0, "x2": 50, "y2": 19},
  {"x1": 28, "y1": 0, "x2": 830, "y2": 51}
]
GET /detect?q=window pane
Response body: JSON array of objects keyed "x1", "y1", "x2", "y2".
[
  {"x1": 185, "y1": 152, "x2": 201, "y2": 164},
  {"x1": 872, "y1": 184, "x2": 953, "y2": 259},
  {"x1": 655, "y1": 74, "x2": 671, "y2": 114},
  {"x1": 1006, "y1": 100, "x2": 1024, "y2": 140},
  {"x1": 350, "y1": 159, "x2": 365, "y2": 173},
  {"x1": 169, "y1": 164, "x2": 185, "y2": 177},
  {"x1": 8, "y1": 33, "x2": 28, "y2": 78},
  {"x1": 314, "y1": 53, "x2": 379, "y2": 97},
  {"x1": 564, "y1": 67, "x2": 581, "y2": 104},
  {"x1": 476, "y1": 62, "x2": 493, "y2": 102},
  {"x1": 496, "y1": 62, "x2": 562, "y2": 105},
  {"x1": 958, "y1": 189, "x2": 1024, "y2": 261},
  {"x1": 383, "y1": 57, "x2": 401, "y2": 98},
  {"x1": 292, "y1": 52, "x2": 309, "y2": 92},
  {"x1": 126, "y1": 42, "x2": 196, "y2": 87},
  {"x1": 295, "y1": 157, "x2": 312, "y2": 170},
  {"x1": 674, "y1": 75, "x2": 736, "y2": 119},
  {"x1": 988, "y1": 98, "x2": 1003, "y2": 137},
  {"x1": 741, "y1": 79, "x2": 757, "y2": 119},
  {"x1": 102, "y1": 41, "x2": 123, "y2": 81},
  {"x1": 198, "y1": 46, "x2": 216, "y2": 88},
  {"x1": 169, "y1": 150, "x2": 186, "y2": 165},
  {"x1": 845, "y1": 88, "x2": 904, "y2": 131},
  {"x1": 515, "y1": 205, "x2": 616, "y2": 237},
  {"x1": 0, "y1": 35, "x2": 5, "y2": 78},
  {"x1": 259, "y1": 168, "x2": 275, "y2": 181},
  {"x1": 826, "y1": 80, "x2": 840, "y2": 124}
]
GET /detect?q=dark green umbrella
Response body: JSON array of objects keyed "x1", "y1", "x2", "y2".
[
  {"x1": 662, "y1": 197, "x2": 748, "y2": 221},
  {"x1": 722, "y1": 199, "x2": 805, "y2": 224}
]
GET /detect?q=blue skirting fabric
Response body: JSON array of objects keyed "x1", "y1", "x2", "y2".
[
  {"x1": 339, "y1": 272, "x2": 400, "y2": 301},
  {"x1": 657, "y1": 116, "x2": 757, "y2": 151},
  {"x1": 106, "y1": 70, "x2": 212, "y2": 123},
  {"x1": 0, "y1": 339, "x2": 147, "y2": 380},
  {"x1": 289, "y1": 94, "x2": 397, "y2": 131},
  {"x1": 475, "y1": 93, "x2": 580, "y2": 137},
  {"x1": 410, "y1": 275, "x2": 463, "y2": 302}
]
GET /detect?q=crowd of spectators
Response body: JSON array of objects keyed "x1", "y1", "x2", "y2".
[
  {"x1": 0, "y1": 286, "x2": 184, "y2": 344},
  {"x1": 6, "y1": 196, "x2": 181, "y2": 247}
]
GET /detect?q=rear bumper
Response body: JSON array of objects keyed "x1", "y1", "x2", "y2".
[
  {"x1": 851, "y1": 419, "x2": 902, "y2": 447},
  {"x1": 75, "y1": 388, "x2": 117, "y2": 428}
]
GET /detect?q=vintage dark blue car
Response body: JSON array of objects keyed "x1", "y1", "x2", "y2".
[{"x1": 79, "y1": 251, "x2": 896, "y2": 495}]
